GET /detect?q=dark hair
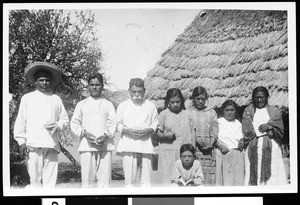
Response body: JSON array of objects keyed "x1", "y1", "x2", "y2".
[
  {"x1": 221, "y1": 99, "x2": 239, "y2": 113},
  {"x1": 129, "y1": 78, "x2": 144, "y2": 89},
  {"x1": 33, "y1": 69, "x2": 52, "y2": 80},
  {"x1": 191, "y1": 86, "x2": 208, "y2": 99},
  {"x1": 220, "y1": 99, "x2": 239, "y2": 119},
  {"x1": 88, "y1": 73, "x2": 104, "y2": 85},
  {"x1": 164, "y1": 88, "x2": 185, "y2": 110},
  {"x1": 252, "y1": 86, "x2": 269, "y2": 100},
  {"x1": 180, "y1": 143, "x2": 195, "y2": 155}
]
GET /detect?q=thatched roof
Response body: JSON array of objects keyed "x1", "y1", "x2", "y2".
[{"x1": 144, "y1": 9, "x2": 288, "y2": 109}]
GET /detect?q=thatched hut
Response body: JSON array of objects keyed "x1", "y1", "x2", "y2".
[
  {"x1": 144, "y1": 9, "x2": 289, "y2": 185},
  {"x1": 145, "y1": 9, "x2": 288, "y2": 112}
]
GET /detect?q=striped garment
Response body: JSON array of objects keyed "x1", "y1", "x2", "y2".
[
  {"x1": 188, "y1": 105, "x2": 219, "y2": 186},
  {"x1": 188, "y1": 105, "x2": 219, "y2": 143}
]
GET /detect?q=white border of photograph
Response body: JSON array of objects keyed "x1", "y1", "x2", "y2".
[{"x1": 3, "y1": 2, "x2": 297, "y2": 196}]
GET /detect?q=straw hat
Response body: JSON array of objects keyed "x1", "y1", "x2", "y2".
[{"x1": 24, "y1": 61, "x2": 62, "y2": 87}]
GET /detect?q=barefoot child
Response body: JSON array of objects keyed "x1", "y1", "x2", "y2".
[{"x1": 171, "y1": 143, "x2": 204, "y2": 186}]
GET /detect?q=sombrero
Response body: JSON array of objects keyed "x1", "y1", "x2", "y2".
[{"x1": 24, "y1": 61, "x2": 62, "y2": 87}]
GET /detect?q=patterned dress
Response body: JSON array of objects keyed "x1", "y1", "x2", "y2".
[
  {"x1": 189, "y1": 105, "x2": 219, "y2": 186},
  {"x1": 157, "y1": 108, "x2": 195, "y2": 186}
]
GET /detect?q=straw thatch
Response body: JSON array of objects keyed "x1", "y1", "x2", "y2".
[{"x1": 145, "y1": 10, "x2": 288, "y2": 110}]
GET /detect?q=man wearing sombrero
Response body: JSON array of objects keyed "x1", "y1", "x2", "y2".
[{"x1": 13, "y1": 61, "x2": 69, "y2": 188}]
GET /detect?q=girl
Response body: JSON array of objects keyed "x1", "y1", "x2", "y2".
[
  {"x1": 171, "y1": 143, "x2": 204, "y2": 186},
  {"x1": 156, "y1": 88, "x2": 195, "y2": 186},
  {"x1": 215, "y1": 100, "x2": 245, "y2": 186},
  {"x1": 188, "y1": 86, "x2": 219, "y2": 185}
]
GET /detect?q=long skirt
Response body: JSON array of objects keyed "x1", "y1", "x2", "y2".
[
  {"x1": 244, "y1": 137, "x2": 288, "y2": 186},
  {"x1": 157, "y1": 147, "x2": 180, "y2": 186},
  {"x1": 215, "y1": 149, "x2": 245, "y2": 186}
]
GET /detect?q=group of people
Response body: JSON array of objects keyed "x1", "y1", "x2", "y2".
[{"x1": 13, "y1": 62, "x2": 288, "y2": 189}]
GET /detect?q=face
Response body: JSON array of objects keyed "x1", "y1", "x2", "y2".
[
  {"x1": 223, "y1": 105, "x2": 236, "y2": 122},
  {"x1": 193, "y1": 93, "x2": 207, "y2": 110},
  {"x1": 168, "y1": 96, "x2": 182, "y2": 113},
  {"x1": 88, "y1": 78, "x2": 103, "y2": 98},
  {"x1": 35, "y1": 74, "x2": 51, "y2": 93},
  {"x1": 253, "y1": 91, "x2": 268, "y2": 109},
  {"x1": 129, "y1": 85, "x2": 145, "y2": 104},
  {"x1": 180, "y1": 150, "x2": 194, "y2": 168}
]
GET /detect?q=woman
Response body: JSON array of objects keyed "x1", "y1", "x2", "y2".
[
  {"x1": 156, "y1": 88, "x2": 195, "y2": 186},
  {"x1": 242, "y1": 86, "x2": 287, "y2": 186},
  {"x1": 215, "y1": 100, "x2": 245, "y2": 186},
  {"x1": 188, "y1": 86, "x2": 219, "y2": 186}
]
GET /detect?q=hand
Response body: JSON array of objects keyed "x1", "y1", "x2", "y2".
[
  {"x1": 217, "y1": 141, "x2": 230, "y2": 154},
  {"x1": 138, "y1": 128, "x2": 154, "y2": 138},
  {"x1": 45, "y1": 122, "x2": 58, "y2": 135},
  {"x1": 19, "y1": 144, "x2": 27, "y2": 156},
  {"x1": 196, "y1": 137, "x2": 206, "y2": 149},
  {"x1": 83, "y1": 130, "x2": 97, "y2": 144},
  {"x1": 171, "y1": 178, "x2": 181, "y2": 184},
  {"x1": 237, "y1": 139, "x2": 245, "y2": 151},
  {"x1": 96, "y1": 134, "x2": 108, "y2": 145},
  {"x1": 266, "y1": 130, "x2": 274, "y2": 139},
  {"x1": 122, "y1": 128, "x2": 140, "y2": 138},
  {"x1": 163, "y1": 131, "x2": 176, "y2": 140},
  {"x1": 258, "y1": 124, "x2": 273, "y2": 133}
]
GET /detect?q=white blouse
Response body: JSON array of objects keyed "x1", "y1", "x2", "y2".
[
  {"x1": 252, "y1": 107, "x2": 270, "y2": 137},
  {"x1": 217, "y1": 117, "x2": 243, "y2": 149}
]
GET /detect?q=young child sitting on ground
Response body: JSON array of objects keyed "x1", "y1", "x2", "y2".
[{"x1": 171, "y1": 143, "x2": 204, "y2": 186}]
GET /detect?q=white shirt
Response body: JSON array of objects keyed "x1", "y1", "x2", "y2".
[
  {"x1": 253, "y1": 107, "x2": 270, "y2": 137},
  {"x1": 116, "y1": 99, "x2": 158, "y2": 154},
  {"x1": 13, "y1": 90, "x2": 69, "y2": 151},
  {"x1": 217, "y1": 117, "x2": 243, "y2": 149},
  {"x1": 70, "y1": 97, "x2": 116, "y2": 152}
]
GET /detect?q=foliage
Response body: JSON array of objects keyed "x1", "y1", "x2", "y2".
[
  {"x1": 9, "y1": 9, "x2": 104, "y2": 186},
  {"x1": 9, "y1": 9, "x2": 103, "y2": 107}
]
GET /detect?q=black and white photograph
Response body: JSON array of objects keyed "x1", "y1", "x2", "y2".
[{"x1": 3, "y1": 2, "x2": 297, "y2": 196}]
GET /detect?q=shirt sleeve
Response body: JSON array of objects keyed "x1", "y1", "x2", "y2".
[
  {"x1": 13, "y1": 96, "x2": 27, "y2": 145},
  {"x1": 210, "y1": 110, "x2": 219, "y2": 140},
  {"x1": 105, "y1": 102, "x2": 117, "y2": 138},
  {"x1": 70, "y1": 101, "x2": 84, "y2": 138},
  {"x1": 193, "y1": 161, "x2": 204, "y2": 185},
  {"x1": 55, "y1": 97, "x2": 69, "y2": 131},
  {"x1": 189, "y1": 112, "x2": 196, "y2": 148},
  {"x1": 172, "y1": 160, "x2": 182, "y2": 180},
  {"x1": 267, "y1": 105, "x2": 284, "y2": 143},
  {"x1": 116, "y1": 102, "x2": 126, "y2": 133},
  {"x1": 157, "y1": 111, "x2": 165, "y2": 132},
  {"x1": 149, "y1": 103, "x2": 158, "y2": 131},
  {"x1": 242, "y1": 105, "x2": 257, "y2": 145}
]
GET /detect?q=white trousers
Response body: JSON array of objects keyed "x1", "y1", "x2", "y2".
[
  {"x1": 26, "y1": 147, "x2": 58, "y2": 189},
  {"x1": 122, "y1": 152, "x2": 152, "y2": 187},
  {"x1": 80, "y1": 151, "x2": 112, "y2": 188}
]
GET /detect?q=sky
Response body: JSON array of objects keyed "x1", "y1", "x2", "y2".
[{"x1": 93, "y1": 9, "x2": 201, "y2": 91}]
